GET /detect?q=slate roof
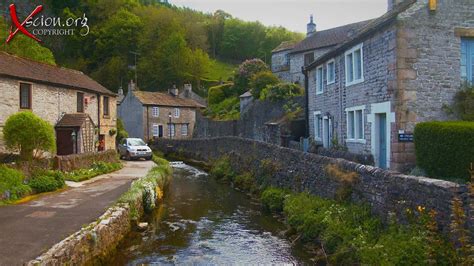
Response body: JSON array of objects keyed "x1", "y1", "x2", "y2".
[
  {"x1": 133, "y1": 91, "x2": 205, "y2": 108},
  {"x1": 0, "y1": 52, "x2": 115, "y2": 96},
  {"x1": 289, "y1": 20, "x2": 373, "y2": 54},
  {"x1": 272, "y1": 41, "x2": 297, "y2": 53},
  {"x1": 306, "y1": 0, "x2": 417, "y2": 70},
  {"x1": 55, "y1": 113, "x2": 94, "y2": 128}
]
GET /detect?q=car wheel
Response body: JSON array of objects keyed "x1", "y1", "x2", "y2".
[
  {"x1": 146, "y1": 156, "x2": 152, "y2": 161},
  {"x1": 125, "y1": 152, "x2": 132, "y2": 161}
]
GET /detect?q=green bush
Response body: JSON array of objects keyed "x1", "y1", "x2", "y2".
[
  {"x1": 234, "y1": 172, "x2": 257, "y2": 192},
  {"x1": 261, "y1": 187, "x2": 287, "y2": 212},
  {"x1": 260, "y1": 82, "x2": 303, "y2": 101},
  {"x1": 116, "y1": 118, "x2": 129, "y2": 144},
  {"x1": 208, "y1": 96, "x2": 240, "y2": 120},
  {"x1": 250, "y1": 71, "x2": 279, "y2": 99},
  {"x1": 29, "y1": 174, "x2": 63, "y2": 193},
  {"x1": 64, "y1": 161, "x2": 122, "y2": 182},
  {"x1": 447, "y1": 85, "x2": 474, "y2": 121},
  {"x1": 208, "y1": 83, "x2": 234, "y2": 105},
  {"x1": 0, "y1": 165, "x2": 31, "y2": 200},
  {"x1": 209, "y1": 156, "x2": 235, "y2": 182},
  {"x1": 414, "y1": 121, "x2": 474, "y2": 182},
  {"x1": 3, "y1": 112, "x2": 55, "y2": 160},
  {"x1": 234, "y1": 59, "x2": 269, "y2": 95}
]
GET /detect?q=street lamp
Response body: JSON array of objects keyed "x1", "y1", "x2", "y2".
[{"x1": 168, "y1": 112, "x2": 172, "y2": 139}]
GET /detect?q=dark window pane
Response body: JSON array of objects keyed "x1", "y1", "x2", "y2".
[
  {"x1": 103, "y1": 96, "x2": 109, "y2": 116},
  {"x1": 19, "y1": 83, "x2": 31, "y2": 109},
  {"x1": 77, "y1": 92, "x2": 84, "y2": 112}
]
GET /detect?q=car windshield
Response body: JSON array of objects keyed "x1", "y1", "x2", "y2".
[{"x1": 128, "y1": 139, "x2": 146, "y2": 146}]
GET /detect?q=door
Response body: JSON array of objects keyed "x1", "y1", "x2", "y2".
[
  {"x1": 377, "y1": 114, "x2": 387, "y2": 169},
  {"x1": 56, "y1": 129, "x2": 74, "y2": 155},
  {"x1": 322, "y1": 117, "x2": 331, "y2": 148},
  {"x1": 158, "y1": 125, "x2": 163, "y2": 138},
  {"x1": 98, "y1": 135, "x2": 105, "y2": 151}
]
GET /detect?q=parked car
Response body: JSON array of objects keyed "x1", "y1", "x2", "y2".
[{"x1": 118, "y1": 138, "x2": 153, "y2": 160}]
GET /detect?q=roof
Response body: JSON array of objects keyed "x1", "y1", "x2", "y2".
[
  {"x1": 272, "y1": 41, "x2": 297, "y2": 53},
  {"x1": 55, "y1": 113, "x2": 94, "y2": 128},
  {"x1": 289, "y1": 20, "x2": 373, "y2": 54},
  {"x1": 306, "y1": 0, "x2": 416, "y2": 71},
  {"x1": 133, "y1": 91, "x2": 206, "y2": 108},
  {"x1": 240, "y1": 91, "x2": 252, "y2": 98},
  {"x1": 0, "y1": 52, "x2": 115, "y2": 96}
]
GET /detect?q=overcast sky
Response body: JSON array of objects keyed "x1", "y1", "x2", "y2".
[{"x1": 171, "y1": 0, "x2": 388, "y2": 33}]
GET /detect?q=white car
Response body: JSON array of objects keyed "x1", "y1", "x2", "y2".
[{"x1": 118, "y1": 138, "x2": 153, "y2": 160}]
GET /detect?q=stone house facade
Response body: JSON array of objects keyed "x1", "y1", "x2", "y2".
[
  {"x1": 118, "y1": 88, "x2": 204, "y2": 142},
  {"x1": 0, "y1": 52, "x2": 117, "y2": 155},
  {"x1": 304, "y1": 0, "x2": 474, "y2": 171}
]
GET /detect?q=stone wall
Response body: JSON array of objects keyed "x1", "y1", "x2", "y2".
[
  {"x1": 151, "y1": 137, "x2": 471, "y2": 232},
  {"x1": 54, "y1": 150, "x2": 119, "y2": 172}
]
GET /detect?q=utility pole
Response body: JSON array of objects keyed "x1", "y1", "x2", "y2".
[{"x1": 129, "y1": 51, "x2": 140, "y2": 88}]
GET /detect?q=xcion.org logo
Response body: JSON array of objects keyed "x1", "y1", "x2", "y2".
[{"x1": 6, "y1": 3, "x2": 90, "y2": 44}]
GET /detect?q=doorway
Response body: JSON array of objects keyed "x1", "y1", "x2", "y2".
[
  {"x1": 375, "y1": 113, "x2": 387, "y2": 169},
  {"x1": 56, "y1": 129, "x2": 75, "y2": 155},
  {"x1": 322, "y1": 116, "x2": 331, "y2": 149},
  {"x1": 158, "y1": 125, "x2": 163, "y2": 138}
]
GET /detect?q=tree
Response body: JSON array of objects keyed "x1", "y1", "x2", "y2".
[
  {"x1": 3, "y1": 112, "x2": 56, "y2": 160},
  {"x1": 260, "y1": 83, "x2": 303, "y2": 101},
  {"x1": 234, "y1": 58, "x2": 269, "y2": 94},
  {"x1": 116, "y1": 118, "x2": 129, "y2": 144},
  {"x1": 250, "y1": 71, "x2": 280, "y2": 99}
]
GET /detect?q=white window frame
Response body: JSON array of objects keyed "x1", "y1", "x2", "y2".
[
  {"x1": 326, "y1": 59, "x2": 335, "y2": 85},
  {"x1": 181, "y1": 124, "x2": 188, "y2": 136},
  {"x1": 174, "y1": 108, "x2": 180, "y2": 118},
  {"x1": 315, "y1": 66, "x2": 324, "y2": 95},
  {"x1": 152, "y1": 107, "x2": 159, "y2": 117},
  {"x1": 313, "y1": 111, "x2": 322, "y2": 141},
  {"x1": 345, "y1": 43, "x2": 364, "y2": 86},
  {"x1": 168, "y1": 123, "x2": 176, "y2": 137},
  {"x1": 345, "y1": 105, "x2": 366, "y2": 144},
  {"x1": 152, "y1": 123, "x2": 159, "y2": 137}
]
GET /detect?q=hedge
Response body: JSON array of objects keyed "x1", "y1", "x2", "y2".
[{"x1": 414, "y1": 121, "x2": 474, "y2": 182}]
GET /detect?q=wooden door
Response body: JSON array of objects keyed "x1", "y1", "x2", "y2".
[{"x1": 56, "y1": 129, "x2": 74, "y2": 155}]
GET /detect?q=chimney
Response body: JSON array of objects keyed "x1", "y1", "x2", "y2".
[
  {"x1": 183, "y1": 84, "x2": 192, "y2": 97},
  {"x1": 118, "y1": 87, "x2": 124, "y2": 96},
  {"x1": 387, "y1": 0, "x2": 404, "y2": 11},
  {"x1": 307, "y1": 15, "x2": 316, "y2": 36},
  {"x1": 128, "y1": 80, "x2": 137, "y2": 91},
  {"x1": 168, "y1": 84, "x2": 179, "y2": 97}
]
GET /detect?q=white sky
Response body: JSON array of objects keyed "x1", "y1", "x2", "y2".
[{"x1": 171, "y1": 0, "x2": 388, "y2": 33}]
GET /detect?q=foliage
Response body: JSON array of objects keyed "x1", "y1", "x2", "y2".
[
  {"x1": 3, "y1": 112, "x2": 56, "y2": 160},
  {"x1": 0, "y1": 18, "x2": 56, "y2": 65},
  {"x1": 450, "y1": 196, "x2": 473, "y2": 264},
  {"x1": 260, "y1": 83, "x2": 303, "y2": 101},
  {"x1": 209, "y1": 156, "x2": 235, "y2": 182},
  {"x1": 116, "y1": 118, "x2": 129, "y2": 144},
  {"x1": 233, "y1": 59, "x2": 269, "y2": 94},
  {"x1": 205, "y1": 60, "x2": 237, "y2": 82},
  {"x1": 233, "y1": 172, "x2": 257, "y2": 193},
  {"x1": 207, "y1": 83, "x2": 234, "y2": 105},
  {"x1": 0, "y1": 165, "x2": 31, "y2": 201},
  {"x1": 29, "y1": 171, "x2": 65, "y2": 193},
  {"x1": 414, "y1": 121, "x2": 474, "y2": 182},
  {"x1": 64, "y1": 162, "x2": 122, "y2": 182},
  {"x1": 207, "y1": 96, "x2": 240, "y2": 121},
  {"x1": 261, "y1": 187, "x2": 287, "y2": 212},
  {"x1": 325, "y1": 164, "x2": 359, "y2": 202},
  {"x1": 444, "y1": 85, "x2": 474, "y2": 121},
  {"x1": 250, "y1": 71, "x2": 280, "y2": 99}
]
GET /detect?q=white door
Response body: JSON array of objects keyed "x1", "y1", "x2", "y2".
[{"x1": 322, "y1": 116, "x2": 331, "y2": 148}]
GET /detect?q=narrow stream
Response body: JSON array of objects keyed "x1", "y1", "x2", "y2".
[{"x1": 110, "y1": 163, "x2": 313, "y2": 265}]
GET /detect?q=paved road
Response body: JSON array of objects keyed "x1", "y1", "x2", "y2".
[{"x1": 0, "y1": 160, "x2": 155, "y2": 266}]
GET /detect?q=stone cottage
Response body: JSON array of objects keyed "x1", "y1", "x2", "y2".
[
  {"x1": 118, "y1": 86, "x2": 205, "y2": 141},
  {"x1": 0, "y1": 52, "x2": 117, "y2": 155},
  {"x1": 271, "y1": 15, "x2": 371, "y2": 85},
  {"x1": 304, "y1": 0, "x2": 474, "y2": 170}
]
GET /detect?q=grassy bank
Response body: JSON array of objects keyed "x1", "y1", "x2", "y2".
[
  {"x1": 208, "y1": 156, "x2": 472, "y2": 265},
  {"x1": 64, "y1": 162, "x2": 123, "y2": 182}
]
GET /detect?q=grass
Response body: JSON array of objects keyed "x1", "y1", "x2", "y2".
[
  {"x1": 205, "y1": 60, "x2": 237, "y2": 82},
  {"x1": 64, "y1": 162, "x2": 123, "y2": 182}
]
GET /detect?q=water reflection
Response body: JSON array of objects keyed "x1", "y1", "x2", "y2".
[{"x1": 110, "y1": 163, "x2": 312, "y2": 265}]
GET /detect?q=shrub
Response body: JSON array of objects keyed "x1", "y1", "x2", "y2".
[
  {"x1": 249, "y1": 71, "x2": 279, "y2": 99},
  {"x1": 261, "y1": 187, "x2": 287, "y2": 212},
  {"x1": 0, "y1": 165, "x2": 31, "y2": 200},
  {"x1": 260, "y1": 82, "x2": 303, "y2": 101},
  {"x1": 209, "y1": 156, "x2": 235, "y2": 182},
  {"x1": 234, "y1": 59, "x2": 269, "y2": 94},
  {"x1": 234, "y1": 172, "x2": 257, "y2": 192},
  {"x1": 414, "y1": 121, "x2": 474, "y2": 182},
  {"x1": 444, "y1": 85, "x2": 474, "y2": 121},
  {"x1": 3, "y1": 112, "x2": 55, "y2": 160},
  {"x1": 29, "y1": 175, "x2": 62, "y2": 193},
  {"x1": 208, "y1": 96, "x2": 240, "y2": 120},
  {"x1": 64, "y1": 161, "x2": 122, "y2": 182},
  {"x1": 116, "y1": 118, "x2": 128, "y2": 144},
  {"x1": 208, "y1": 84, "x2": 229, "y2": 105}
]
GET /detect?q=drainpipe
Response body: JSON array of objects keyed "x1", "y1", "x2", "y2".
[
  {"x1": 97, "y1": 93, "x2": 101, "y2": 148},
  {"x1": 302, "y1": 66, "x2": 310, "y2": 138},
  {"x1": 146, "y1": 106, "x2": 149, "y2": 141}
]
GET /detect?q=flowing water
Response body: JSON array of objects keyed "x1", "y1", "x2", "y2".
[{"x1": 110, "y1": 163, "x2": 313, "y2": 265}]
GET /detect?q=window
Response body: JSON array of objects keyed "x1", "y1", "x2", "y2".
[
  {"x1": 152, "y1": 124, "x2": 159, "y2": 137},
  {"x1": 168, "y1": 124, "x2": 176, "y2": 137},
  {"x1": 152, "y1": 107, "x2": 160, "y2": 117},
  {"x1": 77, "y1": 92, "x2": 84, "y2": 112},
  {"x1": 181, "y1": 124, "x2": 188, "y2": 136},
  {"x1": 103, "y1": 96, "x2": 110, "y2": 116},
  {"x1": 315, "y1": 66, "x2": 324, "y2": 94},
  {"x1": 284, "y1": 54, "x2": 290, "y2": 66},
  {"x1": 461, "y1": 38, "x2": 474, "y2": 84},
  {"x1": 313, "y1": 112, "x2": 322, "y2": 140},
  {"x1": 19, "y1": 83, "x2": 31, "y2": 109},
  {"x1": 174, "y1": 108, "x2": 180, "y2": 118},
  {"x1": 345, "y1": 106, "x2": 365, "y2": 142},
  {"x1": 345, "y1": 44, "x2": 364, "y2": 86},
  {"x1": 304, "y1": 52, "x2": 314, "y2": 66},
  {"x1": 327, "y1": 60, "x2": 335, "y2": 84}
]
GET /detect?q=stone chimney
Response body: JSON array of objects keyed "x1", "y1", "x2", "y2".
[
  {"x1": 183, "y1": 83, "x2": 192, "y2": 97},
  {"x1": 118, "y1": 87, "x2": 124, "y2": 96},
  {"x1": 387, "y1": 0, "x2": 404, "y2": 11},
  {"x1": 168, "y1": 84, "x2": 179, "y2": 97},
  {"x1": 307, "y1": 15, "x2": 316, "y2": 36},
  {"x1": 128, "y1": 80, "x2": 137, "y2": 91}
]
